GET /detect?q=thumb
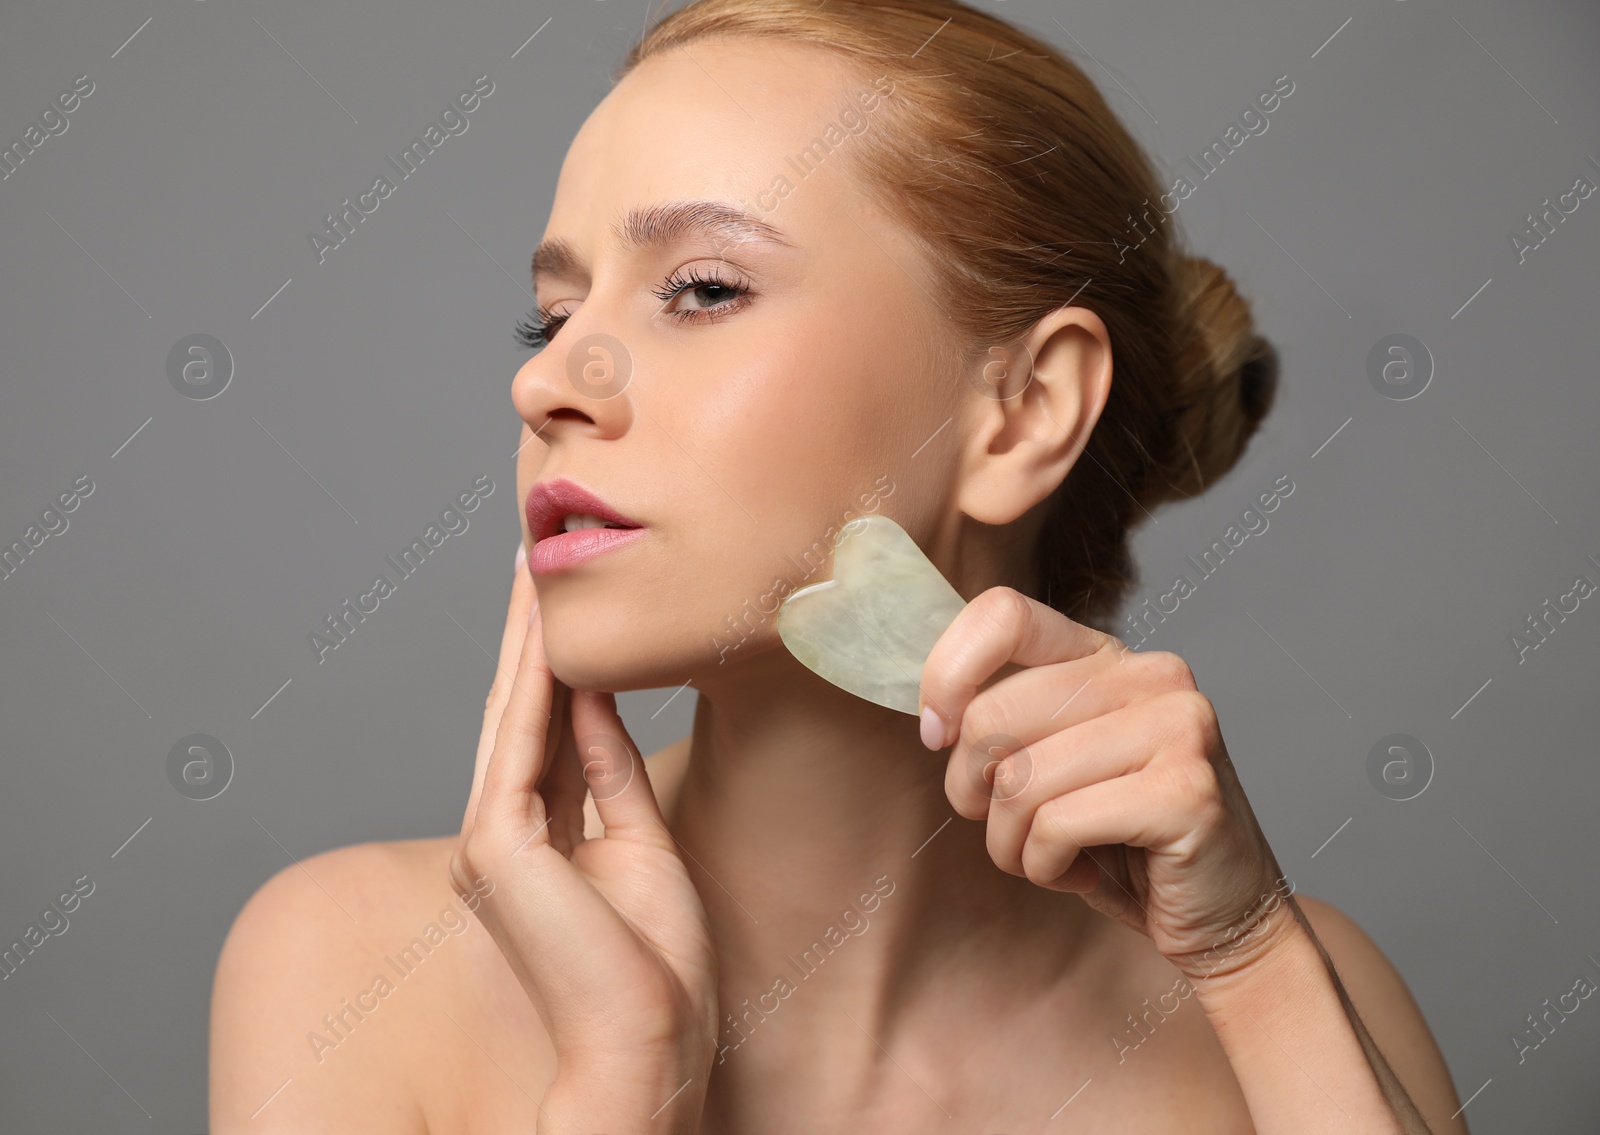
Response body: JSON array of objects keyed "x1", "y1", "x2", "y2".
[{"x1": 568, "y1": 689, "x2": 672, "y2": 844}]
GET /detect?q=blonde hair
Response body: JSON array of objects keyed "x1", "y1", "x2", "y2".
[{"x1": 620, "y1": 0, "x2": 1279, "y2": 630}]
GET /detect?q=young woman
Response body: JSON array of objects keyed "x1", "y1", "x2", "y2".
[{"x1": 211, "y1": 2, "x2": 1465, "y2": 1131}]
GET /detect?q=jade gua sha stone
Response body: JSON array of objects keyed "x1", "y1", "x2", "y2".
[{"x1": 776, "y1": 515, "x2": 969, "y2": 715}]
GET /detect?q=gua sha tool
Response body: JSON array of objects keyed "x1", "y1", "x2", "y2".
[{"x1": 776, "y1": 515, "x2": 968, "y2": 715}]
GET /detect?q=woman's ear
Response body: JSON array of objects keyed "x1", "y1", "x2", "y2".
[{"x1": 954, "y1": 304, "x2": 1113, "y2": 525}]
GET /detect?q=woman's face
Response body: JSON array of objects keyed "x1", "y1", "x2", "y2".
[{"x1": 513, "y1": 38, "x2": 972, "y2": 692}]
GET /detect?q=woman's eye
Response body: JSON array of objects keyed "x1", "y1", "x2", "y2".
[
  {"x1": 513, "y1": 304, "x2": 566, "y2": 350},
  {"x1": 515, "y1": 268, "x2": 751, "y2": 349},
  {"x1": 652, "y1": 269, "x2": 751, "y2": 322},
  {"x1": 670, "y1": 282, "x2": 737, "y2": 311}
]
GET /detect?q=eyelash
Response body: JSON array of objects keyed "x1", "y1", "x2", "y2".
[{"x1": 513, "y1": 267, "x2": 752, "y2": 350}]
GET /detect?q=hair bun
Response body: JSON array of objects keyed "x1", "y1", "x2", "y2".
[
  {"x1": 1237, "y1": 334, "x2": 1279, "y2": 426},
  {"x1": 1157, "y1": 254, "x2": 1279, "y2": 502}
]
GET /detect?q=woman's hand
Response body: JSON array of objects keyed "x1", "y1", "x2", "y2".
[
  {"x1": 450, "y1": 546, "x2": 718, "y2": 1126},
  {"x1": 917, "y1": 586, "x2": 1297, "y2": 982}
]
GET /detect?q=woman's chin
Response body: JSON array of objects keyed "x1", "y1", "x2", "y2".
[
  {"x1": 542, "y1": 640, "x2": 696, "y2": 697},
  {"x1": 538, "y1": 611, "x2": 793, "y2": 695}
]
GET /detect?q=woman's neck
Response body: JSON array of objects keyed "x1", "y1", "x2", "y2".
[{"x1": 663, "y1": 645, "x2": 1102, "y2": 1082}]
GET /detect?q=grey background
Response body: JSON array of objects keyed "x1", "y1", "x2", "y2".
[{"x1": 2, "y1": 0, "x2": 1597, "y2": 1129}]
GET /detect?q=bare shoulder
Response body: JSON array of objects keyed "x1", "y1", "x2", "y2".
[
  {"x1": 1294, "y1": 894, "x2": 1467, "y2": 1133},
  {"x1": 211, "y1": 738, "x2": 690, "y2": 1133},
  {"x1": 209, "y1": 838, "x2": 451, "y2": 1134}
]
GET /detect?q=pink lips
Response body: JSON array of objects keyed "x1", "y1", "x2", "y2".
[
  {"x1": 530, "y1": 525, "x2": 647, "y2": 573},
  {"x1": 524, "y1": 477, "x2": 646, "y2": 574}
]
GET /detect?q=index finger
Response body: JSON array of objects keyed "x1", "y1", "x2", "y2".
[
  {"x1": 491, "y1": 545, "x2": 541, "y2": 706},
  {"x1": 478, "y1": 599, "x2": 562, "y2": 839},
  {"x1": 464, "y1": 544, "x2": 540, "y2": 829},
  {"x1": 917, "y1": 586, "x2": 1120, "y2": 749}
]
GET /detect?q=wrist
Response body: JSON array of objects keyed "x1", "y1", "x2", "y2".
[
  {"x1": 1166, "y1": 885, "x2": 1308, "y2": 988},
  {"x1": 543, "y1": 1045, "x2": 714, "y2": 1134},
  {"x1": 1172, "y1": 904, "x2": 1418, "y2": 1132},
  {"x1": 1183, "y1": 901, "x2": 1320, "y2": 1012}
]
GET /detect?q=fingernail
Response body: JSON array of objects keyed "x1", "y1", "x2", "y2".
[
  {"x1": 514, "y1": 541, "x2": 527, "y2": 570},
  {"x1": 919, "y1": 706, "x2": 947, "y2": 750}
]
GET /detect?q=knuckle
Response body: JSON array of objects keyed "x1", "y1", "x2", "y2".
[
  {"x1": 1181, "y1": 758, "x2": 1223, "y2": 814},
  {"x1": 1156, "y1": 743, "x2": 1222, "y2": 811},
  {"x1": 944, "y1": 760, "x2": 988, "y2": 820},
  {"x1": 1179, "y1": 688, "x2": 1219, "y2": 737},
  {"x1": 1024, "y1": 856, "x2": 1064, "y2": 888},
  {"x1": 483, "y1": 670, "x2": 516, "y2": 714},
  {"x1": 1153, "y1": 688, "x2": 1215, "y2": 748},
  {"x1": 958, "y1": 691, "x2": 1011, "y2": 751},
  {"x1": 1137, "y1": 650, "x2": 1198, "y2": 693},
  {"x1": 1030, "y1": 796, "x2": 1076, "y2": 854},
  {"x1": 927, "y1": 589, "x2": 1028, "y2": 694},
  {"x1": 957, "y1": 586, "x2": 1025, "y2": 646},
  {"x1": 494, "y1": 711, "x2": 541, "y2": 755},
  {"x1": 984, "y1": 819, "x2": 1022, "y2": 876},
  {"x1": 986, "y1": 585, "x2": 1033, "y2": 632},
  {"x1": 1099, "y1": 637, "x2": 1132, "y2": 665},
  {"x1": 1021, "y1": 805, "x2": 1075, "y2": 884}
]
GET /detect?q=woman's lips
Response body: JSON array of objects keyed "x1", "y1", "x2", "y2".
[
  {"x1": 529, "y1": 525, "x2": 647, "y2": 574},
  {"x1": 525, "y1": 476, "x2": 643, "y2": 543},
  {"x1": 523, "y1": 478, "x2": 646, "y2": 573}
]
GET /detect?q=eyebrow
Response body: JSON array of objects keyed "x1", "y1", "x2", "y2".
[{"x1": 531, "y1": 200, "x2": 793, "y2": 285}]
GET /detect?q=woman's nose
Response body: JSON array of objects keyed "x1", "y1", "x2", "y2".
[{"x1": 512, "y1": 327, "x2": 636, "y2": 442}]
